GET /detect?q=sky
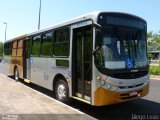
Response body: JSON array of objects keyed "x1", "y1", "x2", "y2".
[{"x1": 0, "y1": 0, "x2": 160, "y2": 42}]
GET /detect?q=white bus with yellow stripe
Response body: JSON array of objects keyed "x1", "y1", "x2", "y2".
[{"x1": 2, "y1": 11, "x2": 149, "y2": 106}]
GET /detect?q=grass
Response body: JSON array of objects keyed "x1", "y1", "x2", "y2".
[{"x1": 150, "y1": 65, "x2": 160, "y2": 75}]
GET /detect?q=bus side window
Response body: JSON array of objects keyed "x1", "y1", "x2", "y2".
[
  {"x1": 4, "y1": 43, "x2": 8, "y2": 55},
  {"x1": 17, "y1": 40, "x2": 23, "y2": 57},
  {"x1": 12, "y1": 41, "x2": 17, "y2": 57},
  {"x1": 31, "y1": 35, "x2": 41, "y2": 56},
  {"x1": 54, "y1": 27, "x2": 70, "y2": 57},
  {"x1": 41, "y1": 31, "x2": 53, "y2": 56}
]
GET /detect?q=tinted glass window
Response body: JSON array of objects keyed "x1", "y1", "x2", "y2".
[
  {"x1": 56, "y1": 60, "x2": 69, "y2": 67},
  {"x1": 98, "y1": 13, "x2": 146, "y2": 30},
  {"x1": 41, "y1": 32, "x2": 53, "y2": 56},
  {"x1": 54, "y1": 27, "x2": 70, "y2": 57},
  {"x1": 33, "y1": 35, "x2": 41, "y2": 45},
  {"x1": 95, "y1": 28, "x2": 148, "y2": 69},
  {"x1": 32, "y1": 35, "x2": 41, "y2": 56},
  {"x1": 4, "y1": 43, "x2": 8, "y2": 55},
  {"x1": 106, "y1": 16, "x2": 145, "y2": 29},
  {"x1": 42, "y1": 32, "x2": 53, "y2": 44},
  {"x1": 4, "y1": 42, "x2": 12, "y2": 55},
  {"x1": 55, "y1": 28, "x2": 69, "y2": 42}
]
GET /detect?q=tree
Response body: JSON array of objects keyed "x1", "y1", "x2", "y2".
[
  {"x1": 0, "y1": 42, "x2": 3, "y2": 59},
  {"x1": 147, "y1": 31, "x2": 160, "y2": 51}
]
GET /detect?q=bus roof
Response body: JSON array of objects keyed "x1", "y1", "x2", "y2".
[
  {"x1": 28, "y1": 11, "x2": 100, "y2": 36},
  {"x1": 5, "y1": 11, "x2": 146, "y2": 43},
  {"x1": 28, "y1": 11, "x2": 146, "y2": 36}
]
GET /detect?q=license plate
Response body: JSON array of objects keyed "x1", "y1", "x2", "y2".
[{"x1": 129, "y1": 91, "x2": 138, "y2": 96}]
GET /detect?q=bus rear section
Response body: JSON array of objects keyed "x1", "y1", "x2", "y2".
[{"x1": 3, "y1": 35, "x2": 26, "y2": 80}]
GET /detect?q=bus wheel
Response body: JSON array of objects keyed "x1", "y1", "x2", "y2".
[
  {"x1": 14, "y1": 67, "x2": 19, "y2": 81},
  {"x1": 55, "y1": 79, "x2": 70, "y2": 103}
]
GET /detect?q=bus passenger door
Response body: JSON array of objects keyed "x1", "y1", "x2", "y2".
[
  {"x1": 23, "y1": 39, "x2": 31, "y2": 80},
  {"x1": 72, "y1": 26, "x2": 92, "y2": 102}
]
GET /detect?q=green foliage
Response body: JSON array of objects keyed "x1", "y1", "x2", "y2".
[
  {"x1": 41, "y1": 44, "x2": 53, "y2": 56},
  {"x1": 0, "y1": 42, "x2": 3, "y2": 59},
  {"x1": 32, "y1": 45, "x2": 41, "y2": 56},
  {"x1": 150, "y1": 65, "x2": 160, "y2": 75},
  {"x1": 147, "y1": 31, "x2": 160, "y2": 51},
  {"x1": 56, "y1": 60, "x2": 69, "y2": 67},
  {"x1": 148, "y1": 53, "x2": 154, "y2": 60}
]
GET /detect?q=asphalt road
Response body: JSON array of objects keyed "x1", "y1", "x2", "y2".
[
  {"x1": 22, "y1": 78, "x2": 160, "y2": 120},
  {"x1": 71, "y1": 79, "x2": 160, "y2": 120}
]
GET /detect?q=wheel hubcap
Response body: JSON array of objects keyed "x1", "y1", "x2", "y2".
[{"x1": 57, "y1": 83, "x2": 66, "y2": 100}]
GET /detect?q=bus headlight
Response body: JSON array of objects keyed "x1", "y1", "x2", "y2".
[
  {"x1": 101, "y1": 80, "x2": 105, "y2": 86},
  {"x1": 97, "y1": 76, "x2": 106, "y2": 86},
  {"x1": 97, "y1": 76, "x2": 117, "y2": 91},
  {"x1": 106, "y1": 84, "x2": 111, "y2": 89},
  {"x1": 105, "y1": 82, "x2": 117, "y2": 91}
]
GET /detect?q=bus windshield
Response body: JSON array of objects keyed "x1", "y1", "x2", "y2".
[{"x1": 95, "y1": 27, "x2": 148, "y2": 69}]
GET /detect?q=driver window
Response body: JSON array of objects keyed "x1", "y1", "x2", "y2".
[{"x1": 102, "y1": 37, "x2": 113, "y2": 61}]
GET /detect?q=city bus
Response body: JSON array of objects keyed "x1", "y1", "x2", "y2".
[{"x1": 2, "y1": 11, "x2": 149, "y2": 106}]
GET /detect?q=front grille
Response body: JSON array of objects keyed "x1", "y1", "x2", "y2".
[
  {"x1": 119, "y1": 83, "x2": 143, "y2": 89},
  {"x1": 120, "y1": 90, "x2": 142, "y2": 96},
  {"x1": 121, "y1": 96, "x2": 138, "y2": 100},
  {"x1": 113, "y1": 71, "x2": 148, "y2": 79}
]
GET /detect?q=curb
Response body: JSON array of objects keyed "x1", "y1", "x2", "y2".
[{"x1": 150, "y1": 75, "x2": 160, "y2": 80}]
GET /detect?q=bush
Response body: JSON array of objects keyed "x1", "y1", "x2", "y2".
[{"x1": 150, "y1": 65, "x2": 160, "y2": 75}]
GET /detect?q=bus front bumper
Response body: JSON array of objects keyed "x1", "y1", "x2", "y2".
[{"x1": 93, "y1": 82, "x2": 149, "y2": 106}]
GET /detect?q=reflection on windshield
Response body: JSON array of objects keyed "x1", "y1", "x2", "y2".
[{"x1": 96, "y1": 28, "x2": 148, "y2": 69}]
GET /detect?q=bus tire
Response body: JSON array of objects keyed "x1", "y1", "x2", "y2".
[
  {"x1": 55, "y1": 78, "x2": 70, "y2": 103},
  {"x1": 14, "y1": 67, "x2": 19, "y2": 81}
]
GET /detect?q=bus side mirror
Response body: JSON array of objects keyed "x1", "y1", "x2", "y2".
[
  {"x1": 93, "y1": 29, "x2": 102, "y2": 55},
  {"x1": 96, "y1": 29, "x2": 102, "y2": 46}
]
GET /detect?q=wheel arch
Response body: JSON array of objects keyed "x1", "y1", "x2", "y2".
[
  {"x1": 13, "y1": 65, "x2": 19, "y2": 80},
  {"x1": 53, "y1": 73, "x2": 67, "y2": 91},
  {"x1": 14, "y1": 65, "x2": 18, "y2": 73}
]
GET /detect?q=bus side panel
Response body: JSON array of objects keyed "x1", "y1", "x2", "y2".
[
  {"x1": 30, "y1": 57, "x2": 70, "y2": 91},
  {"x1": 10, "y1": 57, "x2": 23, "y2": 78},
  {"x1": 4, "y1": 40, "x2": 24, "y2": 78},
  {"x1": 30, "y1": 57, "x2": 55, "y2": 90},
  {"x1": 30, "y1": 57, "x2": 52, "y2": 89},
  {"x1": 16, "y1": 57, "x2": 23, "y2": 78},
  {"x1": 9, "y1": 56, "x2": 16, "y2": 76},
  {"x1": 47, "y1": 58, "x2": 71, "y2": 91},
  {"x1": 16, "y1": 41, "x2": 24, "y2": 78}
]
